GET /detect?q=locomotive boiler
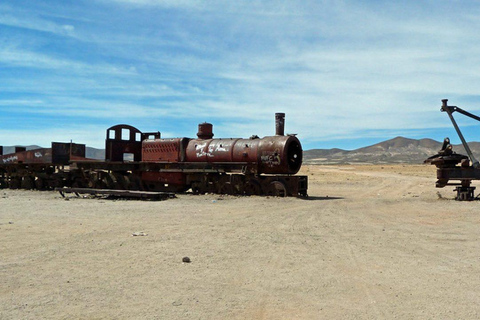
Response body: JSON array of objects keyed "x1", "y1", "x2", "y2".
[
  {"x1": 143, "y1": 124, "x2": 302, "y2": 174},
  {"x1": 0, "y1": 113, "x2": 308, "y2": 197}
]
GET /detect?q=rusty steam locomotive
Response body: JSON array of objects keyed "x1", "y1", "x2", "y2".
[{"x1": 0, "y1": 113, "x2": 307, "y2": 197}]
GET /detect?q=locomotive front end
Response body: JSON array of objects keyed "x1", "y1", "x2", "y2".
[{"x1": 257, "y1": 134, "x2": 302, "y2": 174}]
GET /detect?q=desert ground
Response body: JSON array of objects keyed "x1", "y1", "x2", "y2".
[{"x1": 1, "y1": 164, "x2": 480, "y2": 319}]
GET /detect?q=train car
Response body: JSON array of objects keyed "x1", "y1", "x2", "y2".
[
  {"x1": 0, "y1": 113, "x2": 308, "y2": 197},
  {"x1": 0, "y1": 143, "x2": 87, "y2": 189}
]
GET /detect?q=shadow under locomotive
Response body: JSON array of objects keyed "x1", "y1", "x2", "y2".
[{"x1": 0, "y1": 114, "x2": 308, "y2": 197}]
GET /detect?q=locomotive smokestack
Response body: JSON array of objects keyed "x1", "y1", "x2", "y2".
[
  {"x1": 275, "y1": 113, "x2": 285, "y2": 136},
  {"x1": 197, "y1": 122, "x2": 214, "y2": 139}
]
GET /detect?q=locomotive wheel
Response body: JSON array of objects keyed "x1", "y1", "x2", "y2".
[
  {"x1": 124, "y1": 175, "x2": 135, "y2": 190},
  {"x1": 71, "y1": 177, "x2": 87, "y2": 188},
  {"x1": 244, "y1": 179, "x2": 262, "y2": 196},
  {"x1": 94, "y1": 179, "x2": 108, "y2": 189},
  {"x1": 21, "y1": 177, "x2": 35, "y2": 190},
  {"x1": 126, "y1": 175, "x2": 143, "y2": 191},
  {"x1": 119, "y1": 174, "x2": 130, "y2": 190},
  {"x1": 34, "y1": 177, "x2": 45, "y2": 190},
  {"x1": 9, "y1": 178, "x2": 21, "y2": 189},
  {"x1": 191, "y1": 181, "x2": 209, "y2": 194},
  {"x1": 191, "y1": 182, "x2": 202, "y2": 195},
  {"x1": 102, "y1": 174, "x2": 116, "y2": 189},
  {"x1": 267, "y1": 181, "x2": 287, "y2": 197},
  {"x1": 50, "y1": 177, "x2": 64, "y2": 189},
  {"x1": 112, "y1": 172, "x2": 128, "y2": 190},
  {"x1": 219, "y1": 182, "x2": 235, "y2": 195}
]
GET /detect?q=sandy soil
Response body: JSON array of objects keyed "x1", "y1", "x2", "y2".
[{"x1": 1, "y1": 164, "x2": 480, "y2": 319}]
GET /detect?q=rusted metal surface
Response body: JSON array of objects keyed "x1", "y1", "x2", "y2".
[
  {"x1": 52, "y1": 142, "x2": 86, "y2": 164},
  {"x1": 440, "y1": 99, "x2": 480, "y2": 167},
  {"x1": 425, "y1": 99, "x2": 480, "y2": 200},
  {"x1": 258, "y1": 135, "x2": 302, "y2": 174},
  {"x1": 142, "y1": 138, "x2": 188, "y2": 162},
  {"x1": 144, "y1": 113, "x2": 303, "y2": 175},
  {"x1": 187, "y1": 172, "x2": 308, "y2": 197},
  {"x1": 0, "y1": 148, "x2": 50, "y2": 164},
  {"x1": 105, "y1": 124, "x2": 143, "y2": 162},
  {"x1": 141, "y1": 171, "x2": 188, "y2": 192},
  {"x1": 1, "y1": 113, "x2": 307, "y2": 197},
  {"x1": 275, "y1": 112, "x2": 285, "y2": 136},
  {"x1": 197, "y1": 123, "x2": 214, "y2": 139},
  {"x1": 0, "y1": 142, "x2": 88, "y2": 190},
  {"x1": 106, "y1": 124, "x2": 160, "y2": 162},
  {"x1": 186, "y1": 138, "x2": 238, "y2": 162},
  {"x1": 425, "y1": 138, "x2": 479, "y2": 200},
  {"x1": 0, "y1": 143, "x2": 86, "y2": 165},
  {"x1": 56, "y1": 187, "x2": 175, "y2": 200},
  {"x1": 184, "y1": 135, "x2": 302, "y2": 174}
]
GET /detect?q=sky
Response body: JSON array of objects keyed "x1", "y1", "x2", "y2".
[{"x1": 2, "y1": 0, "x2": 480, "y2": 150}]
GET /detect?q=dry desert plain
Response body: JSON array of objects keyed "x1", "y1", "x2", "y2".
[{"x1": 1, "y1": 164, "x2": 480, "y2": 319}]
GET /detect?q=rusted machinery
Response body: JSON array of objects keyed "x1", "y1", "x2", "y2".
[
  {"x1": 425, "y1": 99, "x2": 480, "y2": 200},
  {"x1": 0, "y1": 143, "x2": 87, "y2": 189},
  {"x1": 0, "y1": 113, "x2": 308, "y2": 197}
]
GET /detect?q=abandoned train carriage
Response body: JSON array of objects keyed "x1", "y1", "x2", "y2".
[
  {"x1": 0, "y1": 143, "x2": 87, "y2": 189},
  {"x1": 0, "y1": 113, "x2": 308, "y2": 197}
]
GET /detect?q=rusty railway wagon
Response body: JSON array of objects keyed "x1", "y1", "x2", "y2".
[
  {"x1": 0, "y1": 143, "x2": 87, "y2": 190},
  {"x1": 0, "y1": 113, "x2": 308, "y2": 197}
]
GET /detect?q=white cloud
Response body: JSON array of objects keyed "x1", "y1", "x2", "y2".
[
  {"x1": 3, "y1": 0, "x2": 480, "y2": 149},
  {"x1": 0, "y1": 46, "x2": 137, "y2": 76},
  {"x1": 0, "y1": 6, "x2": 76, "y2": 37}
]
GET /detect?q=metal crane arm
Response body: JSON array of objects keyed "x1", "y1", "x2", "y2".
[{"x1": 441, "y1": 99, "x2": 480, "y2": 168}]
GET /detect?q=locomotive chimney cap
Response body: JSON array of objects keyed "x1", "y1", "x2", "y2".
[{"x1": 197, "y1": 122, "x2": 214, "y2": 139}]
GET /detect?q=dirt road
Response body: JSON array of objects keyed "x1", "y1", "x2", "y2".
[{"x1": 1, "y1": 165, "x2": 479, "y2": 319}]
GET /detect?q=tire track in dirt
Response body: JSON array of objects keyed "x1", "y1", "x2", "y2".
[
  {"x1": 313, "y1": 165, "x2": 433, "y2": 200},
  {"x1": 246, "y1": 191, "x2": 392, "y2": 318},
  {"x1": 355, "y1": 171, "x2": 432, "y2": 196},
  {"x1": 321, "y1": 191, "x2": 387, "y2": 317},
  {"x1": 250, "y1": 202, "x2": 318, "y2": 319}
]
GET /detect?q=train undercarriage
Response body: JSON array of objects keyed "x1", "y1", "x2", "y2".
[{"x1": 0, "y1": 162, "x2": 308, "y2": 197}]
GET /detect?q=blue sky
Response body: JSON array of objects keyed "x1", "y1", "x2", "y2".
[{"x1": 2, "y1": 0, "x2": 480, "y2": 150}]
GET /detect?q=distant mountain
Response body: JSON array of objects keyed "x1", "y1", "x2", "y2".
[
  {"x1": 304, "y1": 137, "x2": 480, "y2": 164},
  {"x1": 86, "y1": 147, "x2": 105, "y2": 160}
]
